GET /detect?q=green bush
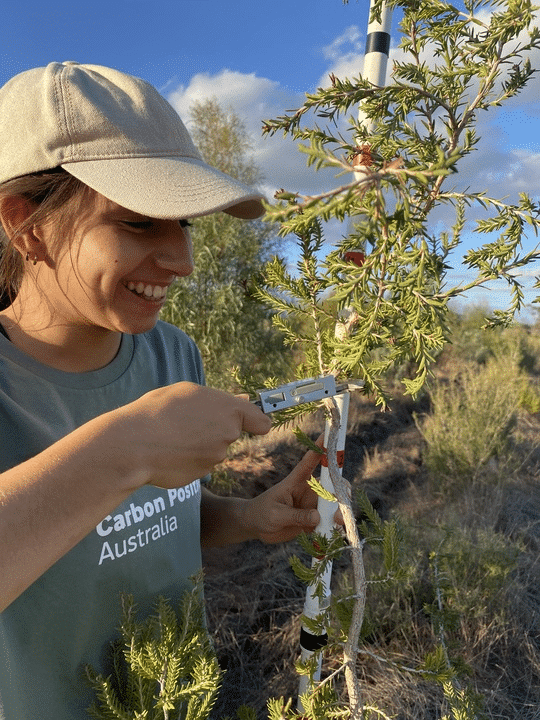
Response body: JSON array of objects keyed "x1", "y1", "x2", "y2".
[
  {"x1": 417, "y1": 357, "x2": 523, "y2": 493},
  {"x1": 446, "y1": 307, "x2": 540, "y2": 377},
  {"x1": 86, "y1": 579, "x2": 222, "y2": 720},
  {"x1": 518, "y1": 379, "x2": 540, "y2": 414},
  {"x1": 361, "y1": 522, "x2": 518, "y2": 648}
]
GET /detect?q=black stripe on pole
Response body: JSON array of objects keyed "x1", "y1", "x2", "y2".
[
  {"x1": 365, "y1": 31, "x2": 390, "y2": 56},
  {"x1": 300, "y1": 628, "x2": 329, "y2": 652}
]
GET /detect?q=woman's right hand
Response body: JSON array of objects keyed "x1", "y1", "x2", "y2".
[
  {"x1": 0, "y1": 381, "x2": 271, "y2": 610},
  {"x1": 113, "y1": 382, "x2": 272, "y2": 490}
]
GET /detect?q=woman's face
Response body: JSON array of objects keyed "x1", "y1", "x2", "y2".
[{"x1": 35, "y1": 192, "x2": 194, "y2": 336}]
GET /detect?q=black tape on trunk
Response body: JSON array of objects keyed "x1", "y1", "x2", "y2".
[
  {"x1": 365, "y1": 31, "x2": 390, "y2": 56},
  {"x1": 300, "y1": 628, "x2": 329, "y2": 651}
]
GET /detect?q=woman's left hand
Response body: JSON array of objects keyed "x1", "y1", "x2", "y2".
[
  {"x1": 241, "y1": 445, "x2": 342, "y2": 544},
  {"x1": 200, "y1": 439, "x2": 344, "y2": 548}
]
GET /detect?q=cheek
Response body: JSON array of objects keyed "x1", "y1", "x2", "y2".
[
  {"x1": 54, "y1": 246, "x2": 112, "y2": 298},
  {"x1": 73, "y1": 236, "x2": 123, "y2": 278}
]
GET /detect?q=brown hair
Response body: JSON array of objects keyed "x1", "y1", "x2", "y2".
[{"x1": 0, "y1": 168, "x2": 91, "y2": 309}]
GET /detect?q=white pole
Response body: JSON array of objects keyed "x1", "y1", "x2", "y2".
[
  {"x1": 297, "y1": 1, "x2": 393, "y2": 711},
  {"x1": 297, "y1": 392, "x2": 349, "y2": 703}
]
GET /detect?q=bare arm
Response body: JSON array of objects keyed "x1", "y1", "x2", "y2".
[
  {"x1": 0, "y1": 411, "x2": 139, "y2": 611},
  {"x1": 0, "y1": 382, "x2": 271, "y2": 612}
]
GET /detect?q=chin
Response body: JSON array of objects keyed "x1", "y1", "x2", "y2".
[{"x1": 120, "y1": 316, "x2": 160, "y2": 335}]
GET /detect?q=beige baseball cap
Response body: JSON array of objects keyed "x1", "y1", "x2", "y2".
[{"x1": 0, "y1": 61, "x2": 265, "y2": 220}]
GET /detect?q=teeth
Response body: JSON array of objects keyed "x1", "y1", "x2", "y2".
[{"x1": 126, "y1": 282, "x2": 167, "y2": 299}]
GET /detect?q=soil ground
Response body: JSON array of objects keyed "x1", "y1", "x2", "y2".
[
  {"x1": 202, "y1": 378, "x2": 540, "y2": 718},
  {"x1": 202, "y1": 391, "x2": 431, "y2": 717}
]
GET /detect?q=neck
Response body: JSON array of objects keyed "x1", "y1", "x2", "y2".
[{"x1": 0, "y1": 299, "x2": 122, "y2": 373}]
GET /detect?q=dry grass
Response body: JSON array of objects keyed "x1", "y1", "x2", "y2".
[
  {"x1": 203, "y1": 338, "x2": 540, "y2": 719},
  {"x1": 203, "y1": 543, "x2": 305, "y2": 716}
]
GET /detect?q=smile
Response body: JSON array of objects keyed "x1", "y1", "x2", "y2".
[{"x1": 126, "y1": 282, "x2": 169, "y2": 300}]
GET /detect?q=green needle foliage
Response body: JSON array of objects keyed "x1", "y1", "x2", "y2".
[
  {"x1": 251, "y1": 1, "x2": 540, "y2": 717},
  {"x1": 89, "y1": 3, "x2": 540, "y2": 719},
  {"x1": 417, "y1": 354, "x2": 524, "y2": 492},
  {"x1": 86, "y1": 578, "x2": 221, "y2": 720},
  {"x1": 259, "y1": 0, "x2": 540, "y2": 409}
]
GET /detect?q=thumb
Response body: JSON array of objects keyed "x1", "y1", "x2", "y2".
[{"x1": 293, "y1": 507, "x2": 319, "y2": 530}]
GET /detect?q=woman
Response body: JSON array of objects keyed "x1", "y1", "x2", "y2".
[{"x1": 0, "y1": 61, "x2": 323, "y2": 718}]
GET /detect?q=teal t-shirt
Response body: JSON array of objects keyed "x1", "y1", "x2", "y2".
[{"x1": 0, "y1": 322, "x2": 206, "y2": 719}]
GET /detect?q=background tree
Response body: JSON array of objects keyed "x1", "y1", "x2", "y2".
[{"x1": 161, "y1": 98, "x2": 293, "y2": 391}]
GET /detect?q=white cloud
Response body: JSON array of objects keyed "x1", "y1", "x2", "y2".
[
  {"x1": 316, "y1": 25, "x2": 366, "y2": 89},
  {"x1": 508, "y1": 264, "x2": 540, "y2": 279},
  {"x1": 166, "y1": 68, "x2": 340, "y2": 202},
  {"x1": 322, "y1": 25, "x2": 362, "y2": 62},
  {"x1": 168, "y1": 69, "x2": 282, "y2": 133}
]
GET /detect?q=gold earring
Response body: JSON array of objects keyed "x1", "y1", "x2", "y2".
[
  {"x1": 25, "y1": 252, "x2": 29, "y2": 262},
  {"x1": 33, "y1": 255, "x2": 38, "y2": 266}
]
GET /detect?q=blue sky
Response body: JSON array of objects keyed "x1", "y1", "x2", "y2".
[
  {"x1": 2, "y1": 0, "x2": 540, "y2": 319},
  {"x1": 1, "y1": 0, "x2": 377, "y2": 92}
]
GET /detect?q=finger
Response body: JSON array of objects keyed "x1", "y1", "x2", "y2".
[
  {"x1": 236, "y1": 398, "x2": 272, "y2": 436},
  {"x1": 294, "y1": 446, "x2": 325, "y2": 478}
]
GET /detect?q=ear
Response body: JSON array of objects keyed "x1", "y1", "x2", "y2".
[{"x1": 0, "y1": 195, "x2": 40, "y2": 258}]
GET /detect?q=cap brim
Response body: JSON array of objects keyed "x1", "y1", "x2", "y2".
[{"x1": 61, "y1": 156, "x2": 265, "y2": 220}]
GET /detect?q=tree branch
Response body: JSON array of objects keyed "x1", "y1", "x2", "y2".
[{"x1": 324, "y1": 397, "x2": 366, "y2": 719}]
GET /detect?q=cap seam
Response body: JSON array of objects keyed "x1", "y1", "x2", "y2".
[
  {"x1": 62, "y1": 150, "x2": 205, "y2": 162},
  {"x1": 55, "y1": 64, "x2": 75, "y2": 160}
]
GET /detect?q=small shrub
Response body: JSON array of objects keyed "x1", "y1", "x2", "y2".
[
  {"x1": 337, "y1": 521, "x2": 522, "y2": 719},
  {"x1": 446, "y1": 307, "x2": 540, "y2": 377},
  {"x1": 519, "y1": 379, "x2": 540, "y2": 414},
  {"x1": 87, "y1": 578, "x2": 222, "y2": 720},
  {"x1": 417, "y1": 357, "x2": 524, "y2": 493}
]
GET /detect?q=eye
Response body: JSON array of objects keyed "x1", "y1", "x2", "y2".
[
  {"x1": 120, "y1": 219, "x2": 192, "y2": 232},
  {"x1": 122, "y1": 220, "x2": 153, "y2": 231}
]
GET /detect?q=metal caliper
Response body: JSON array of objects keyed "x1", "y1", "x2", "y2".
[{"x1": 254, "y1": 375, "x2": 364, "y2": 414}]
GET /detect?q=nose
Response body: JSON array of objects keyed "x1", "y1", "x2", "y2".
[{"x1": 154, "y1": 223, "x2": 194, "y2": 277}]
